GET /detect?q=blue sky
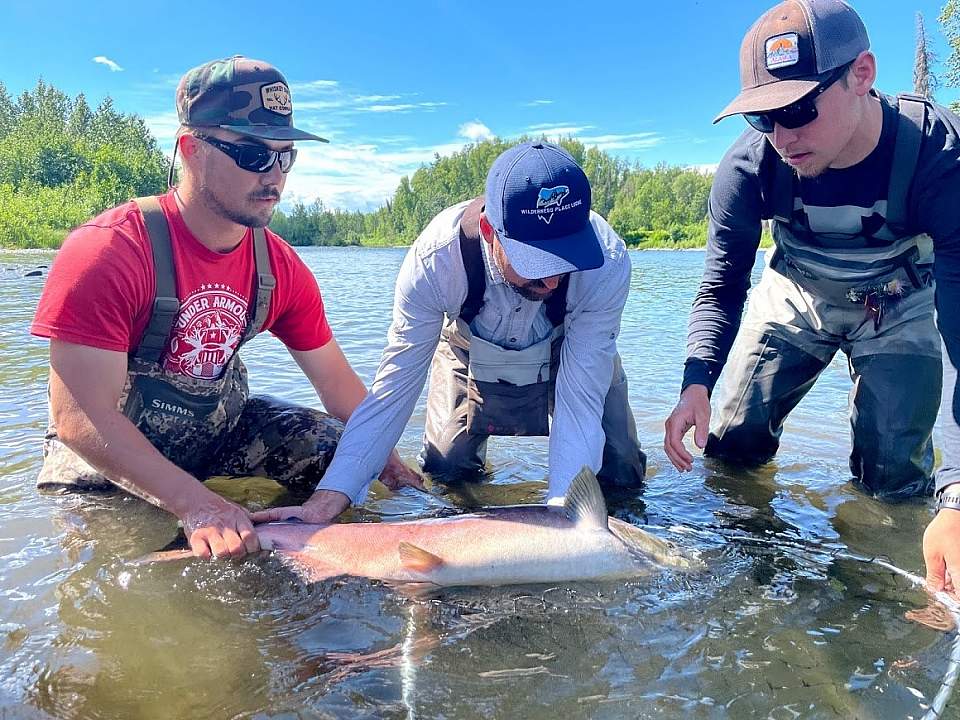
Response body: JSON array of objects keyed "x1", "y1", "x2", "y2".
[{"x1": 3, "y1": 0, "x2": 956, "y2": 211}]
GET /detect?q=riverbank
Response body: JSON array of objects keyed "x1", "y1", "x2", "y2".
[{"x1": 4, "y1": 230, "x2": 774, "y2": 252}]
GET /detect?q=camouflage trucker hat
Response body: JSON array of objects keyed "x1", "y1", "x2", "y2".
[{"x1": 176, "y1": 56, "x2": 327, "y2": 142}]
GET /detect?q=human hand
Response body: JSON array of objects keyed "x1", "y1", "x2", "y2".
[
  {"x1": 923, "y1": 506, "x2": 960, "y2": 594},
  {"x1": 249, "y1": 489, "x2": 351, "y2": 525},
  {"x1": 378, "y1": 449, "x2": 426, "y2": 492},
  {"x1": 664, "y1": 384, "x2": 711, "y2": 472},
  {"x1": 177, "y1": 490, "x2": 260, "y2": 560}
]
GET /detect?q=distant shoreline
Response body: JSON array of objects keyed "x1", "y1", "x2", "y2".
[{"x1": 1, "y1": 243, "x2": 779, "y2": 253}]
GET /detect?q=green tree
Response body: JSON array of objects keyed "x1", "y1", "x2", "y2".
[
  {"x1": 940, "y1": 0, "x2": 960, "y2": 111},
  {"x1": 915, "y1": 12, "x2": 938, "y2": 98},
  {"x1": 0, "y1": 80, "x2": 167, "y2": 248}
]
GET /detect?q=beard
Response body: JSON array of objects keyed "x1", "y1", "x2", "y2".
[
  {"x1": 508, "y1": 279, "x2": 557, "y2": 302},
  {"x1": 199, "y1": 184, "x2": 279, "y2": 228},
  {"x1": 794, "y1": 161, "x2": 829, "y2": 179}
]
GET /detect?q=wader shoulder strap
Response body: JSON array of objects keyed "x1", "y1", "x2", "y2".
[
  {"x1": 132, "y1": 196, "x2": 180, "y2": 364},
  {"x1": 241, "y1": 227, "x2": 276, "y2": 343},
  {"x1": 886, "y1": 94, "x2": 927, "y2": 233},
  {"x1": 457, "y1": 197, "x2": 487, "y2": 325},
  {"x1": 544, "y1": 275, "x2": 570, "y2": 326},
  {"x1": 456, "y1": 196, "x2": 569, "y2": 327},
  {"x1": 771, "y1": 154, "x2": 795, "y2": 225}
]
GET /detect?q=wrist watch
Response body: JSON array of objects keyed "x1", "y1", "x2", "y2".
[{"x1": 936, "y1": 492, "x2": 960, "y2": 513}]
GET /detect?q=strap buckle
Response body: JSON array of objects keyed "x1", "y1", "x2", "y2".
[
  {"x1": 258, "y1": 273, "x2": 277, "y2": 291},
  {"x1": 153, "y1": 296, "x2": 180, "y2": 314}
]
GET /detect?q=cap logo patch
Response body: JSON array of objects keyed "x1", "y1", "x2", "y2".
[
  {"x1": 765, "y1": 33, "x2": 800, "y2": 69},
  {"x1": 521, "y1": 185, "x2": 582, "y2": 225},
  {"x1": 523, "y1": 185, "x2": 569, "y2": 225},
  {"x1": 261, "y1": 82, "x2": 292, "y2": 115}
]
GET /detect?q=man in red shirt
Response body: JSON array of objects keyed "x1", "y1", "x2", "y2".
[{"x1": 31, "y1": 56, "x2": 421, "y2": 560}]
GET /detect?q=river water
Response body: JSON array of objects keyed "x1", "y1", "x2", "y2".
[{"x1": 1, "y1": 246, "x2": 955, "y2": 719}]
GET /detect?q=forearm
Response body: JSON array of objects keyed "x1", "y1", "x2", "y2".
[
  {"x1": 317, "y1": 271, "x2": 448, "y2": 502},
  {"x1": 318, "y1": 368, "x2": 368, "y2": 424},
  {"x1": 682, "y1": 236, "x2": 757, "y2": 393},
  {"x1": 55, "y1": 405, "x2": 212, "y2": 518},
  {"x1": 936, "y1": 300, "x2": 960, "y2": 494},
  {"x1": 547, "y1": 269, "x2": 625, "y2": 499}
]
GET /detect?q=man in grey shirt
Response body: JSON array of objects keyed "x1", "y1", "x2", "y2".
[{"x1": 254, "y1": 141, "x2": 645, "y2": 522}]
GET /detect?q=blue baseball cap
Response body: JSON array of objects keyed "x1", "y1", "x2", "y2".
[{"x1": 484, "y1": 141, "x2": 604, "y2": 279}]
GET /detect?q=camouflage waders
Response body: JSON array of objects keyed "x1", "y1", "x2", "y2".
[
  {"x1": 37, "y1": 196, "x2": 341, "y2": 494},
  {"x1": 706, "y1": 96, "x2": 940, "y2": 499},
  {"x1": 420, "y1": 198, "x2": 646, "y2": 489}
]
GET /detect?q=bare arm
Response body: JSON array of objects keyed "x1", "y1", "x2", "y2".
[
  {"x1": 261, "y1": 341, "x2": 423, "y2": 523},
  {"x1": 48, "y1": 339, "x2": 258, "y2": 559},
  {"x1": 289, "y1": 340, "x2": 371, "y2": 424}
]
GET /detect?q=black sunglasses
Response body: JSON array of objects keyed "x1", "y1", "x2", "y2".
[
  {"x1": 194, "y1": 134, "x2": 297, "y2": 174},
  {"x1": 743, "y1": 63, "x2": 852, "y2": 134}
]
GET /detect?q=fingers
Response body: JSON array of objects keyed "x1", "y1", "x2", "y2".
[
  {"x1": 924, "y1": 515, "x2": 950, "y2": 592},
  {"x1": 250, "y1": 506, "x2": 304, "y2": 524},
  {"x1": 184, "y1": 504, "x2": 259, "y2": 560},
  {"x1": 188, "y1": 531, "x2": 213, "y2": 560},
  {"x1": 240, "y1": 525, "x2": 261, "y2": 555},
  {"x1": 393, "y1": 465, "x2": 427, "y2": 491},
  {"x1": 380, "y1": 454, "x2": 427, "y2": 492},
  {"x1": 693, "y1": 403, "x2": 711, "y2": 450},
  {"x1": 663, "y1": 412, "x2": 694, "y2": 472},
  {"x1": 926, "y1": 556, "x2": 947, "y2": 592}
]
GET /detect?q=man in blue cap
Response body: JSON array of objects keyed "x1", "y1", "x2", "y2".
[{"x1": 254, "y1": 140, "x2": 646, "y2": 522}]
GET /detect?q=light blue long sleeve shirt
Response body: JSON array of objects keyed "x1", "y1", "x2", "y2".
[{"x1": 316, "y1": 199, "x2": 632, "y2": 504}]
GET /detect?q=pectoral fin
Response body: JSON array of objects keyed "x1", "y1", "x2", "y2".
[{"x1": 398, "y1": 542, "x2": 444, "y2": 573}]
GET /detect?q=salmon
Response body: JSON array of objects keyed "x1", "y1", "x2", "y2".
[{"x1": 140, "y1": 467, "x2": 701, "y2": 590}]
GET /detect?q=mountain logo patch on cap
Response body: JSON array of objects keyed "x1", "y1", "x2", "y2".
[
  {"x1": 261, "y1": 82, "x2": 292, "y2": 115},
  {"x1": 765, "y1": 33, "x2": 800, "y2": 69}
]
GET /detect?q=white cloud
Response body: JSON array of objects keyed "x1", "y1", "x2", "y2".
[
  {"x1": 516, "y1": 123, "x2": 663, "y2": 152},
  {"x1": 578, "y1": 132, "x2": 663, "y2": 151},
  {"x1": 291, "y1": 79, "x2": 340, "y2": 94},
  {"x1": 93, "y1": 56, "x2": 124, "y2": 72},
  {"x1": 458, "y1": 120, "x2": 494, "y2": 142},
  {"x1": 143, "y1": 110, "x2": 181, "y2": 151},
  {"x1": 360, "y1": 101, "x2": 448, "y2": 113},
  {"x1": 688, "y1": 162, "x2": 719, "y2": 174},
  {"x1": 523, "y1": 99, "x2": 554, "y2": 107},
  {"x1": 524, "y1": 123, "x2": 595, "y2": 138},
  {"x1": 282, "y1": 138, "x2": 468, "y2": 211}
]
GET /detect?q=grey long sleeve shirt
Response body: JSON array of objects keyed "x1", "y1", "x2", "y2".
[{"x1": 317, "y1": 199, "x2": 631, "y2": 504}]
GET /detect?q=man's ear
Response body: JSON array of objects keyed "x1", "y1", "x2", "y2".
[
  {"x1": 179, "y1": 133, "x2": 200, "y2": 159},
  {"x1": 848, "y1": 50, "x2": 876, "y2": 97},
  {"x1": 479, "y1": 213, "x2": 495, "y2": 245}
]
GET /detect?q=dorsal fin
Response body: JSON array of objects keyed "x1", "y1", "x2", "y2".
[
  {"x1": 398, "y1": 542, "x2": 445, "y2": 573},
  {"x1": 563, "y1": 466, "x2": 608, "y2": 529}
]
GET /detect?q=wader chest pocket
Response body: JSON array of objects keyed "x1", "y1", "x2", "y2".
[
  {"x1": 128, "y1": 374, "x2": 223, "y2": 423},
  {"x1": 465, "y1": 334, "x2": 553, "y2": 437}
]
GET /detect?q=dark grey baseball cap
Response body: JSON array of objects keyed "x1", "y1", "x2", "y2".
[{"x1": 714, "y1": 0, "x2": 870, "y2": 122}]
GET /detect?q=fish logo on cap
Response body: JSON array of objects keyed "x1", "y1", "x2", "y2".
[{"x1": 535, "y1": 185, "x2": 571, "y2": 224}]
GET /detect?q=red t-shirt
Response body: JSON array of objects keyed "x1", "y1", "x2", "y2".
[{"x1": 31, "y1": 192, "x2": 333, "y2": 380}]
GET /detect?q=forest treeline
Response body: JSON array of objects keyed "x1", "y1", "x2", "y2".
[
  {"x1": 270, "y1": 138, "x2": 713, "y2": 249},
  {"x1": 0, "y1": 81, "x2": 712, "y2": 250}
]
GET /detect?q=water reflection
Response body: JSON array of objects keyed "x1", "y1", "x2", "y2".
[{"x1": 0, "y1": 248, "x2": 956, "y2": 718}]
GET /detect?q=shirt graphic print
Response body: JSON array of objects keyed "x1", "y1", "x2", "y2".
[{"x1": 164, "y1": 283, "x2": 249, "y2": 379}]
